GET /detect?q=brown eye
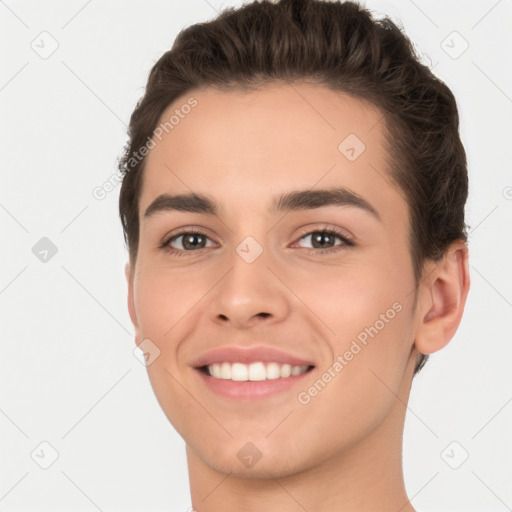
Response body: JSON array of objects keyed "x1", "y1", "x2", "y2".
[
  {"x1": 296, "y1": 230, "x2": 354, "y2": 251},
  {"x1": 175, "y1": 233, "x2": 207, "y2": 250},
  {"x1": 161, "y1": 229, "x2": 215, "y2": 256},
  {"x1": 308, "y1": 232, "x2": 338, "y2": 249}
]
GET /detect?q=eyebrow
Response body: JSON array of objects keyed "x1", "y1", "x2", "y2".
[{"x1": 143, "y1": 187, "x2": 381, "y2": 221}]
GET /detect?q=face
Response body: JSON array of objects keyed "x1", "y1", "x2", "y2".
[{"x1": 126, "y1": 82, "x2": 422, "y2": 477}]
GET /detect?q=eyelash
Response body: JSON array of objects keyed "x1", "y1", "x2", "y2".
[{"x1": 159, "y1": 226, "x2": 354, "y2": 257}]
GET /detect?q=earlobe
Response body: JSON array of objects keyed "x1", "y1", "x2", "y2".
[
  {"x1": 414, "y1": 241, "x2": 470, "y2": 355},
  {"x1": 124, "y1": 262, "x2": 141, "y2": 347}
]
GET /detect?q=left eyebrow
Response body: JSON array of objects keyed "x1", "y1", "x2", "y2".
[
  {"x1": 271, "y1": 187, "x2": 381, "y2": 221},
  {"x1": 143, "y1": 187, "x2": 381, "y2": 221}
]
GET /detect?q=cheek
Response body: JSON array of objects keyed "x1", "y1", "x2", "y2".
[
  {"x1": 291, "y1": 255, "x2": 407, "y2": 326},
  {"x1": 288, "y1": 255, "x2": 414, "y2": 377},
  {"x1": 133, "y1": 263, "x2": 209, "y2": 339}
]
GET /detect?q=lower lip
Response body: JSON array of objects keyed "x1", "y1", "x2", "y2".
[{"x1": 194, "y1": 367, "x2": 314, "y2": 400}]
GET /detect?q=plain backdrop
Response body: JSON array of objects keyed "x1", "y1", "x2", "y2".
[{"x1": 1, "y1": 1, "x2": 511, "y2": 511}]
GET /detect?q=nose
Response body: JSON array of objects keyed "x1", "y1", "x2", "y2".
[{"x1": 207, "y1": 243, "x2": 291, "y2": 329}]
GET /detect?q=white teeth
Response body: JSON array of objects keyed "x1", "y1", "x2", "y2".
[
  {"x1": 280, "y1": 364, "x2": 292, "y2": 378},
  {"x1": 266, "y1": 362, "x2": 281, "y2": 379},
  {"x1": 211, "y1": 363, "x2": 222, "y2": 379},
  {"x1": 231, "y1": 363, "x2": 248, "y2": 381},
  {"x1": 291, "y1": 365, "x2": 303, "y2": 376},
  {"x1": 248, "y1": 362, "x2": 266, "y2": 381},
  {"x1": 205, "y1": 362, "x2": 310, "y2": 381},
  {"x1": 220, "y1": 362, "x2": 231, "y2": 379}
]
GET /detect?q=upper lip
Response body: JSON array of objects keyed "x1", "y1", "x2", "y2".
[{"x1": 192, "y1": 345, "x2": 316, "y2": 368}]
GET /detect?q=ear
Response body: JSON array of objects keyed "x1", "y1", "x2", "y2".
[
  {"x1": 125, "y1": 262, "x2": 141, "y2": 347},
  {"x1": 414, "y1": 240, "x2": 470, "y2": 355}
]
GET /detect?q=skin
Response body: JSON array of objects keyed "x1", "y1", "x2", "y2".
[{"x1": 125, "y1": 82, "x2": 470, "y2": 512}]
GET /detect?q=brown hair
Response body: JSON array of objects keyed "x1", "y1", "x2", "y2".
[{"x1": 118, "y1": 0, "x2": 469, "y2": 375}]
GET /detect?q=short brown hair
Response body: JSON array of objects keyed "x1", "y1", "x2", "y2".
[{"x1": 118, "y1": 0, "x2": 469, "y2": 374}]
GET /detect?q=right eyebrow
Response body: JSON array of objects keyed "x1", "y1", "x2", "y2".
[{"x1": 144, "y1": 193, "x2": 217, "y2": 218}]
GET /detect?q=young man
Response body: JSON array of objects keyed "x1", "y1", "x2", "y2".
[{"x1": 118, "y1": 1, "x2": 470, "y2": 510}]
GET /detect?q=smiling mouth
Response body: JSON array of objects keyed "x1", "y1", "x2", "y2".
[{"x1": 198, "y1": 362, "x2": 315, "y2": 381}]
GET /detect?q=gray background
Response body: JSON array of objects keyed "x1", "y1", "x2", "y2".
[{"x1": 1, "y1": 0, "x2": 511, "y2": 510}]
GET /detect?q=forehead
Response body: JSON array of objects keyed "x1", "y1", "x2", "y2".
[{"x1": 139, "y1": 82, "x2": 406, "y2": 225}]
